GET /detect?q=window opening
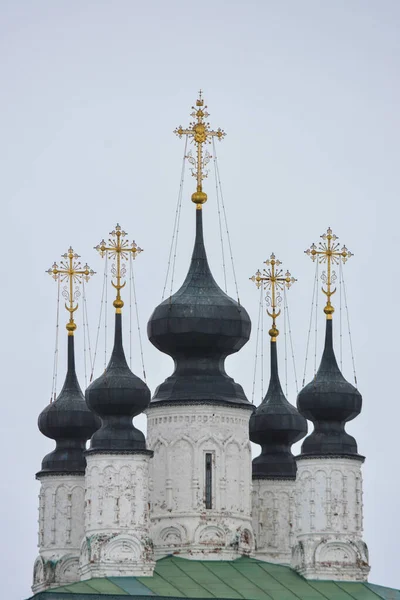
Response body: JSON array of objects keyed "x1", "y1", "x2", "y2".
[{"x1": 205, "y1": 453, "x2": 212, "y2": 509}]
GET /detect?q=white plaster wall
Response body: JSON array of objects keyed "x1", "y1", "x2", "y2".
[
  {"x1": 291, "y1": 456, "x2": 370, "y2": 581},
  {"x1": 252, "y1": 479, "x2": 295, "y2": 564},
  {"x1": 147, "y1": 403, "x2": 254, "y2": 559},
  {"x1": 80, "y1": 452, "x2": 154, "y2": 579},
  {"x1": 32, "y1": 474, "x2": 85, "y2": 594}
]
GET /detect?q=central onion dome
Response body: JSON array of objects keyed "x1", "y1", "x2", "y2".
[
  {"x1": 86, "y1": 312, "x2": 151, "y2": 452},
  {"x1": 250, "y1": 339, "x2": 307, "y2": 479},
  {"x1": 38, "y1": 336, "x2": 100, "y2": 475},
  {"x1": 148, "y1": 208, "x2": 251, "y2": 407},
  {"x1": 297, "y1": 319, "x2": 362, "y2": 456}
]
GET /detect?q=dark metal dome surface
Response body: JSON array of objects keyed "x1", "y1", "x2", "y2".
[
  {"x1": 147, "y1": 208, "x2": 252, "y2": 408},
  {"x1": 297, "y1": 318, "x2": 362, "y2": 457},
  {"x1": 37, "y1": 336, "x2": 100, "y2": 475},
  {"x1": 86, "y1": 312, "x2": 151, "y2": 452},
  {"x1": 250, "y1": 340, "x2": 307, "y2": 479}
]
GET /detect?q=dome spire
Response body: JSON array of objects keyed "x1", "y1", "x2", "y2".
[
  {"x1": 249, "y1": 254, "x2": 306, "y2": 478},
  {"x1": 148, "y1": 93, "x2": 251, "y2": 407},
  {"x1": 298, "y1": 228, "x2": 361, "y2": 456},
  {"x1": 174, "y1": 90, "x2": 226, "y2": 208},
  {"x1": 87, "y1": 224, "x2": 150, "y2": 452},
  {"x1": 38, "y1": 248, "x2": 99, "y2": 475}
]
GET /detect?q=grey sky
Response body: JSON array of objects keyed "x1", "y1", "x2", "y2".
[{"x1": 1, "y1": 2, "x2": 399, "y2": 598}]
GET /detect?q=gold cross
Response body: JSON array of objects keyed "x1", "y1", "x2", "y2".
[
  {"x1": 94, "y1": 224, "x2": 143, "y2": 313},
  {"x1": 174, "y1": 91, "x2": 226, "y2": 209},
  {"x1": 250, "y1": 253, "x2": 296, "y2": 341},
  {"x1": 305, "y1": 227, "x2": 352, "y2": 319},
  {"x1": 47, "y1": 248, "x2": 95, "y2": 335}
]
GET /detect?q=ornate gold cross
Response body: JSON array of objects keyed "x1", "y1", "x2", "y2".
[
  {"x1": 305, "y1": 227, "x2": 352, "y2": 319},
  {"x1": 47, "y1": 248, "x2": 95, "y2": 335},
  {"x1": 95, "y1": 224, "x2": 143, "y2": 313},
  {"x1": 250, "y1": 254, "x2": 296, "y2": 341},
  {"x1": 174, "y1": 91, "x2": 226, "y2": 208}
]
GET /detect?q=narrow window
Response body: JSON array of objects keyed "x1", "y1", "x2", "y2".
[{"x1": 205, "y1": 453, "x2": 212, "y2": 509}]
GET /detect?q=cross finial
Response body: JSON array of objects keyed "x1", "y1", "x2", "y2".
[
  {"x1": 250, "y1": 253, "x2": 296, "y2": 341},
  {"x1": 174, "y1": 92, "x2": 226, "y2": 209},
  {"x1": 47, "y1": 247, "x2": 95, "y2": 335},
  {"x1": 305, "y1": 227, "x2": 352, "y2": 319},
  {"x1": 94, "y1": 224, "x2": 143, "y2": 314}
]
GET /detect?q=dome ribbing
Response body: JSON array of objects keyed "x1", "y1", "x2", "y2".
[
  {"x1": 250, "y1": 340, "x2": 307, "y2": 479},
  {"x1": 86, "y1": 312, "x2": 151, "y2": 452},
  {"x1": 37, "y1": 336, "x2": 100, "y2": 475},
  {"x1": 148, "y1": 208, "x2": 251, "y2": 407},
  {"x1": 297, "y1": 319, "x2": 362, "y2": 456}
]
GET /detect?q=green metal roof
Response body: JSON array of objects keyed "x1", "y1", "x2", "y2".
[{"x1": 26, "y1": 556, "x2": 400, "y2": 600}]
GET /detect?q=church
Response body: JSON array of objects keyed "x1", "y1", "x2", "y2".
[{"x1": 27, "y1": 94, "x2": 396, "y2": 600}]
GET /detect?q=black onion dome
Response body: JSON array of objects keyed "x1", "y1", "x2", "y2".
[
  {"x1": 250, "y1": 340, "x2": 307, "y2": 479},
  {"x1": 86, "y1": 312, "x2": 151, "y2": 452},
  {"x1": 37, "y1": 336, "x2": 100, "y2": 475},
  {"x1": 297, "y1": 318, "x2": 362, "y2": 457},
  {"x1": 147, "y1": 208, "x2": 252, "y2": 407}
]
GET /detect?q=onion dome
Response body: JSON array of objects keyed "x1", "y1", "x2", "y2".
[
  {"x1": 297, "y1": 318, "x2": 362, "y2": 456},
  {"x1": 148, "y1": 208, "x2": 251, "y2": 407},
  {"x1": 86, "y1": 312, "x2": 151, "y2": 452},
  {"x1": 250, "y1": 341, "x2": 307, "y2": 478},
  {"x1": 299, "y1": 227, "x2": 362, "y2": 457},
  {"x1": 249, "y1": 253, "x2": 306, "y2": 479},
  {"x1": 37, "y1": 336, "x2": 100, "y2": 475}
]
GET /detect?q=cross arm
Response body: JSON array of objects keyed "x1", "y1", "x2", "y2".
[
  {"x1": 174, "y1": 127, "x2": 193, "y2": 137},
  {"x1": 207, "y1": 129, "x2": 226, "y2": 139}
]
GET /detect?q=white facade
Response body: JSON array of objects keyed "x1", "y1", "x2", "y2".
[
  {"x1": 80, "y1": 452, "x2": 155, "y2": 579},
  {"x1": 291, "y1": 456, "x2": 370, "y2": 581},
  {"x1": 146, "y1": 403, "x2": 254, "y2": 559},
  {"x1": 32, "y1": 474, "x2": 85, "y2": 594},
  {"x1": 252, "y1": 479, "x2": 295, "y2": 564}
]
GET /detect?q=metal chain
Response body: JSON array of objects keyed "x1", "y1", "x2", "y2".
[
  {"x1": 213, "y1": 149, "x2": 227, "y2": 293},
  {"x1": 212, "y1": 138, "x2": 241, "y2": 305},
  {"x1": 314, "y1": 260, "x2": 319, "y2": 376},
  {"x1": 302, "y1": 260, "x2": 318, "y2": 387},
  {"x1": 82, "y1": 279, "x2": 93, "y2": 375},
  {"x1": 284, "y1": 287, "x2": 299, "y2": 395},
  {"x1": 284, "y1": 287, "x2": 288, "y2": 396},
  {"x1": 339, "y1": 260, "x2": 343, "y2": 370},
  {"x1": 104, "y1": 253, "x2": 108, "y2": 370},
  {"x1": 162, "y1": 136, "x2": 188, "y2": 301},
  {"x1": 82, "y1": 280, "x2": 88, "y2": 389},
  {"x1": 251, "y1": 285, "x2": 264, "y2": 404},
  {"x1": 341, "y1": 264, "x2": 358, "y2": 387},
  {"x1": 129, "y1": 251, "x2": 133, "y2": 369},
  {"x1": 50, "y1": 277, "x2": 61, "y2": 402},
  {"x1": 130, "y1": 253, "x2": 147, "y2": 382},
  {"x1": 260, "y1": 291, "x2": 265, "y2": 401},
  {"x1": 91, "y1": 254, "x2": 107, "y2": 381}
]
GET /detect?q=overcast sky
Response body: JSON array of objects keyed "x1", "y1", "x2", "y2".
[{"x1": 1, "y1": 2, "x2": 400, "y2": 598}]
